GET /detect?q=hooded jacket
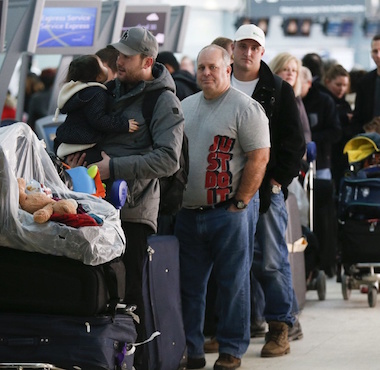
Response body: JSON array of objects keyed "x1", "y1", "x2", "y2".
[
  {"x1": 172, "y1": 69, "x2": 200, "y2": 101},
  {"x1": 103, "y1": 63, "x2": 184, "y2": 232},
  {"x1": 54, "y1": 81, "x2": 132, "y2": 151}
]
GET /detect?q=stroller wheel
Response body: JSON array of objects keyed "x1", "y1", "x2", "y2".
[
  {"x1": 316, "y1": 270, "x2": 326, "y2": 300},
  {"x1": 342, "y1": 274, "x2": 351, "y2": 300},
  {"x1": 368, "y1": 286, "x2": 377, "y2": 308}
]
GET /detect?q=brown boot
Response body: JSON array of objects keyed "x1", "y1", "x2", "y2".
[
  {"x1": 204, "y1": 336, "x2": 219, "y2": 353},
  {"x1": 261, "y1": 321, "x2": 290, "y2": 357}
]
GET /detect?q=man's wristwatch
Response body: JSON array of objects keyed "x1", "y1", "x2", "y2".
[
  {"x1": 271, "y1": 184, "x2": 282, "y2": 194},
  {"x1": 233, "y1": 198, "x2": 248, "y2": 209}
]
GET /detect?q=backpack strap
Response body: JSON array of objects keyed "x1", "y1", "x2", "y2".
[{"x1": 142, "y1": 87, "x2": 171, "y2": 127}]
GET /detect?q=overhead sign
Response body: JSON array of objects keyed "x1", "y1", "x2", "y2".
[{"x1": 249, "y1": 0, "x2": 366, "y2": 17}]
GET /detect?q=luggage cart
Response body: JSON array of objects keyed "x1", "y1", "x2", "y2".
[
  {"x1": 341, "y1": 263, "x2": 380, "y2": 308},
  {"x1": 303, "y1": 141, "x2": 327, "y2": 300}
]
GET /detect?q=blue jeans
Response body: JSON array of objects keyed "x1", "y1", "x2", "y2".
[
  {"x1": 175, "y1": 194, "x2": 259, "y2": 359},
  {"x1": 316, "y1": 168, "x2": 332, "y2": 180},
  {"x1": 252, "y1": 191, "x2": 298, "y2": 326}
]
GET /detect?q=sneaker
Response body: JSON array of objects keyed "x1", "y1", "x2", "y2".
[
  {"x1": 261, "y1": 321, "x2": 290, "y2": 357},
  {"x1": 204, "y1": 336, "x2": 219, "y2": 353},
  {"x1": 187, "y1": 356, "x2": 206, "y2": 369},
  {"x1": 288, "y1": 319, "x2": 304, "y2": 341},
  {"x1": 250, "y1": 320, "x2": 268, "y2": 338},
  {"x1": 213, "y1": 353, "x2": 241, "y2": 370}
]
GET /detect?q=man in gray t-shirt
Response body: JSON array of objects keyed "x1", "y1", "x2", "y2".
[{"x1": 175, "y1": 44, "x2": 270, "y2": 370}]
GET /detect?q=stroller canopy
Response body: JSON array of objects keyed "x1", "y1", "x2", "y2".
[{"x1": 343, "y1": 132, "x2": 380, "y2": 164}]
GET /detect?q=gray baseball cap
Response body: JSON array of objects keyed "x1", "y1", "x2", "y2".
[{"x1": 110, "y1": 27, "x2": 158, "y2": 59}]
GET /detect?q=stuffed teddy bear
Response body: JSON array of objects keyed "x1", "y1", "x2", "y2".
[{"x1": 18, "y1": 178, "x2": 78, "y2": 224}]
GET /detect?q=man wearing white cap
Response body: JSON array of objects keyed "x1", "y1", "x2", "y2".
[{"x1": 232, "y1": 24, "x2": 305, "y2": 357}]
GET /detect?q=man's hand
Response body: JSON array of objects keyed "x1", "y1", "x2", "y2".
[
  {"x1": 94, "y1": 151, "x2": 111, "y2": 180},
  {"x1": 66, "y1": 152, "x2": 87, "y2": 168}
]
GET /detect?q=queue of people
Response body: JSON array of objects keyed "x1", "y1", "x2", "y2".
[{"x1": 15, "y1": 23, "x2": 377, "y2": 370}]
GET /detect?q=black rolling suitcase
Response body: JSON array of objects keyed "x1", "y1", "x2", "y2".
[
  {"x1": 0, "y1": 310, "x2": 137, "y2": 370},
  {"x1": 0, "y1": 246, "x2": 125, "y2": 316},
  {"x1": 140, "y1": 234, "x2": 187, "y2": 370},
  {"x1": 339, "y1": 218, "x2": 380, "y2": 265}
]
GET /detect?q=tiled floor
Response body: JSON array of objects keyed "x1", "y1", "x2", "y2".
[{"x1": 203, "y1": 277, "x2": 380, "y2": 370}]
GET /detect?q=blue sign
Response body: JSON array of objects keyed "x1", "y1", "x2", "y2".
[{"x1": 37, "y1": 7, "x2": 97, "y2": 48}]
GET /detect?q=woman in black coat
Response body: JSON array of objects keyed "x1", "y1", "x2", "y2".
[{"x1": 321, "y1": 64, "x2": 353, "y2": 193}]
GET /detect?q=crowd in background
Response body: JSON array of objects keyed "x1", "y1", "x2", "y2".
[{"x1": 1, "y1": 25, "x2": 379, "y2": 370}]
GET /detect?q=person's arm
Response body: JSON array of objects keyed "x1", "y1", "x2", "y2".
[
  {"x1": 230, "y1": 147, "x2": 270, "y2": 211},
  {"x1": 270, "y1": 82, "x2": 306, "y2": 188},
  {"x1": 110, "y1": 91, "x2": 184, "y2": 181}
]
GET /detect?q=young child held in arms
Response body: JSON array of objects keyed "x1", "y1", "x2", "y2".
[{"x1": 54, "y1": 54, "x2": 138, "y2": 164}]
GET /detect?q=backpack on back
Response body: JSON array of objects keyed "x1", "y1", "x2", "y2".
[{"x1": 142, "y1": 89, "x2": 189, "y2": 215}]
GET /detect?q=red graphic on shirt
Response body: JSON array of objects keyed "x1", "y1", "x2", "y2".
[{"x1": 205, "y1": 135, "x2": 235, "y2": 203}]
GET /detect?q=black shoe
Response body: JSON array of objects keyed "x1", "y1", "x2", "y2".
[{"x1": 187, "y1": 356, "x2": 206, "y2": 369}]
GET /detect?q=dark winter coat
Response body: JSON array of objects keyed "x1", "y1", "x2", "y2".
[
  {"x1": 251, "y1": 61, "x2": 305, "y2": 213},
  {"x1": 54, "y1": 81, "x2": 130, "y2": 150},
  {"x1": 172, "y1": 70, "x2": 200, "y2": 101},
  {"x1": 352, "y1": 69, "x2": 378, "y2": 134},
  {"x1": 302, "y1": 82, "x2": 341, "y2": 171}
]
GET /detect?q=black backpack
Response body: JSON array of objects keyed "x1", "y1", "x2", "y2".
[{"x1": 142, "y1": 89, "x2": 189, "y2": 215}]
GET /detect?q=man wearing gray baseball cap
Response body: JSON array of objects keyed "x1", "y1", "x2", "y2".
[
  {"x1": 110, "y1": 27, "x2": 159, "y2": 59},
  {"x1": 95, "y1": 27, "x2": 184, "y2": 369}
]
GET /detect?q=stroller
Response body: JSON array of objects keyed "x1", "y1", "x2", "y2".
[{"x1": 338, "y1": 132, "x2": 380, "y2": 307}]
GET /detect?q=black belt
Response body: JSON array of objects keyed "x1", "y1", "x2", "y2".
[{"x1": 190, "y1": 199, "x2": 233, "y2": 212}]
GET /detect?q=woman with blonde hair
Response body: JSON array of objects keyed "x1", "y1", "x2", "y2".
[{"x1": 269, "y1": 52, "x2": 311, "y2": 144}]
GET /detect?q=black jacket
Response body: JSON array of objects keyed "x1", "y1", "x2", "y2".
[
  {"x1": 318, "y1": 84, "x2": 352, "y2": 191},
  {"x1": 302, "y1": 82, "x2": 341, "y2": 171},
  {"x1": 352, "y1": 69, "x2": 377, "y2": 134},
  {"x1": 252, "y1": 61, "x2": 305, "y2": 213},
  {"x1": 172, "y1": 70, "x2": 200, "y2": 101},
  {"x1": 55, "y1": 85, "x2": 126, "y2": 148}
]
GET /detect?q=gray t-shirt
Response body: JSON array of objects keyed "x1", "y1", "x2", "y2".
[{"x1": 181, "y1": 86, "x2": 270, "y2": 208}]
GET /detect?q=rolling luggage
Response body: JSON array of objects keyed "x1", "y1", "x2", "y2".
[
  {"x1": 339, "y1": 218, "x2": 380, "y2": 265},
  {"x1": 141, "y1": 234, "x2": 187, "y2": 370},
  {"x1": 0, "y1": 310, "x2": 137, "y2": 370},
  {"x1": 0, "y1": 246, "x2": 125, "y2": 316}
]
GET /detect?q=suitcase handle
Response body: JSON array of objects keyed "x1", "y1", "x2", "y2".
[{"x1": 4, "y1": 337, "x2": 48, "y2": 347}]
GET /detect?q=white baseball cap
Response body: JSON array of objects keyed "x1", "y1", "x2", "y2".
[{"x1": 234, "y1": 24, "x2": 266, "y2": 48}]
